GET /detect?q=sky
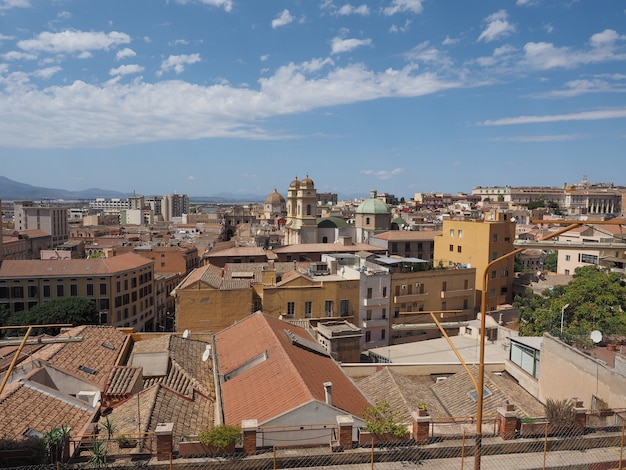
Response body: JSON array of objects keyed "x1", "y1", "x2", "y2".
[{"x1": 0, "y1": 0, "x2": 625, "y2": 199}]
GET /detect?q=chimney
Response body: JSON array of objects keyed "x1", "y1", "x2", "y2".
[{"x1": 323, "y1": 382, "x2": 333, "y2": 407}]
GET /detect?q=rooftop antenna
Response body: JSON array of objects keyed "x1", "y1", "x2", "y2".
[{"x1": 202, "y1": 344, "x2": 211, "y2": 362}]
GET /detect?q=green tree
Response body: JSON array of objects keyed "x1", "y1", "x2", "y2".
[
  {"x1": 9, "y1": 297, "x2": 99, "y2": 334},
  {"x1": 544, "y1": 251, "x2": 557, "y2": 272},
  {"x1": 516, "y1": 266, "x2": 626, "y2": 339}
]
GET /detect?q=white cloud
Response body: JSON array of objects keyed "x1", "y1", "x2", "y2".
[
  {"x1": 530, "y1": 77, "x2": 626, "y2": 98},
  {"x1": 0, "y1": 59, "x2": 462, "y2": 148},
  {"x1": 110, "y1": 64, "x2": 145, "y2": 76},
  {"x1": 176, "y1": 0, "x2": 232, "y2": 12},
  {"x1": 383, "y1": 0, "x2": 423, "y2": 16},
  {"x1": 478, "y1": 10, "x2": 515, "y2": 43},
  {"x1": 337, "y1": 4, "x2": 369, "y2": 16},
  {"x1": 0, "y1": 0, "x2": 30, "y2": 9},
  {"x1": 272, "y1": 9, "x2": 294, "y2": 29},
  {"x1": 442, "y1": 36, "x2": 459, "y2": 46},
  {"x1": 490, "y1": 134, "x2": 587, "y2": 142},
  {"x1": 479, "y1": 108, "x2": 626, "y2": 126},
  {"x1": 18, "y1": 30, "x2": 131, "y2": 54},
  {"x1": 2, "y1": 50, "x2": 37, "y2": 60},
  {"x1": 116, "y1": 48, "x2": 136, "y2": 61},
  {"x1": 360, "y1": 168, "x2": 405, "y2": 179},
  {"x1": 187, "y1": 175, "x2": 195, "y2": 180},
  {"x1": 159, "y1": 53, "x2": 201, "y2": 74},
  {"x1": 404, "y1": 42, "x2": 453, "y2": 68},
  {"x1": 389, "y1": 19, "x2": 412, "y2": 34},
  {"x1": 32, "y1": 66, "x2": 61, "y2": 79},
  {"x1": 260, "y1": 54, "x2": 269, "y2": 62},
  {"x1": 515, "y1": 0, "x2": 537, "y2": 6},
  {"x1": 331, "y1": 37, "x2": 372, "y2": 54}
]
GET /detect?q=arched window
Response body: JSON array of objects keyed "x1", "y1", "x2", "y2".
[
  {"x1": 306, "y1": 204, "x2": 312, "y2": 216},
  {"x1": 322, "y1": 236, "x2": 328, "y2": 243}
]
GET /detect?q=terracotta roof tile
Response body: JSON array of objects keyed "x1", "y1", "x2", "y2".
[
  {"x1": 216, "y1": 312, "x2": 370, "y2": 425},
  {"x1": 0, "y1": 377, "x2": 94, "y2": 441},
  {"x1": 0, "y1": 253, "x2": 152, "y2": 278},
  {"x1": 27, "y1": 326, "x2": 129, "y2": 388}
]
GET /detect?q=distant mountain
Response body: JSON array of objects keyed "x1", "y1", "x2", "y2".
[{"x1": 0, "y1": 176, "x2": 129, "y2": 201}]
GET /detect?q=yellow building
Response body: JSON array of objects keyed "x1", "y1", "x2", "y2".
[
  {"x1": 173, "y1": 260, "x2": 362, "y2": 334},
  {"x1": 389, "y1": 266, "x2": 476, "y2": 345},
  {"x1": 433, "y1": 211, "x2": 516, "y2": 311}
]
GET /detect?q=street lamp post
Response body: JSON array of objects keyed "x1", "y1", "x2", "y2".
[{"x1": 560, "y1": 303, "x2": 570, "y2": 335}]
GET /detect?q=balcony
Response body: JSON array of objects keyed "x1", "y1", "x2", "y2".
[
  {"x1": 440, "y1": 288, "x2": 474, "y2": 299},
  {"x1": 393, "y1": 292, "x2": 429, "y2": 303},
  {"x1": 362, "y1": 318, "x2": 389, "y2": 329},
  {"x1": 363, "y1": 296, "x2": 388, "y2": 307}
]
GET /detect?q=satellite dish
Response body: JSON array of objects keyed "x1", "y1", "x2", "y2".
[
  {"x1": 590, "y1": 330, "x2": 603, "y2": 344},
  {"x1": 183, "y1": 329, "x2": 189, "y2": 339},
  {"x1": 202, "y1": 344, "x2": 211, "y2": 362}
]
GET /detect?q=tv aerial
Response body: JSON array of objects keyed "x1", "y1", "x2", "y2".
[{"x1": 590, "y1": 330, "x2": 603, "y2": 344}]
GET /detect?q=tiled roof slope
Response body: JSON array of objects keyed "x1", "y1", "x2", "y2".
[
  {"x1": 28, "y1": 326, "x2": 128, "y2": 388},
  {"x1": 130, "y1": 334, "x2": 214, "y2": 399},
  {"x1": 431, "y1": 367, "x2": 545, "y2": 418},
  {"x1": 106, "y1": 384, "x2": 213, "y2": 452},
  {"x1": 215, "y1": 312, "x2": 371, "y2": 425},
  {"x1": 356, "y1": 367, "x2": 446, "y2": 423},
  {"x1": 0, "y1": 377, "x2": 94, "y2": 441}
]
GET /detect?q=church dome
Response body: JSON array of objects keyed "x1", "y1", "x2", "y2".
[
  {"x1": 289, "y1": 177, "x2": 300, "y2": 189},
  {"x1": 300, "y1": 175, "x2": 315, "y2": 189},
  {"x1": 265, "y1": 189, "x2": 285, "y2": 205},
  {"x1": 356, "y1": 189, "x2": 390, "y2": 215}
]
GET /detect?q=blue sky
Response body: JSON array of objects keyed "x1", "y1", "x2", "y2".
[{"x1": 0, "y1": 0, "x2": 625, "y2": 199}]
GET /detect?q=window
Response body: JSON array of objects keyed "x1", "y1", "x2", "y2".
[
  {"x1": 325, "y1": 300, "x2": 333, "y2": 316},
  {"x1": 457, "y1": 245, "x2": 462, "y2": 253},
  {"x1": 116, "y1": 281, "x2": 121, "y2": 293},
  {"x1": 565, "y1": 255, "x2": 571, "y2": 261},
  {"x1": 492, "y1": 252, "x2": 498, "y2": 260},
  {"x1": 382, "y1": 287, "x2": 387, "y2": 297},
  {"x1": 492, "y1": 233, "x2": 499, "y2": 243},
  {"x1": 489, "y1": 288, "x2": 496, "y2": 298},
  {"x1": 442, "y1": 281, "x2": 447, "y2": 291},
  {"x1": 491, "y1": 270, "x2": 497, "y2": 279},
  {"x1": 381, "y1": 329, "x2": 386, "y2": 340},
  {"x1": 463, "y1": 299, "x2": 469, "y2": 309},
  {"x1": 441, "y1": 301, "x2": 447, "y2": 311},
  {"x1": 287, "y1": 302, "x2": 295, "y2": 315},
  {"x1": 11, "y1": 286, "x2": 23, "y2": 298},
  {"x1": 87, "y1": 284, "x2": 94, "y2": 296},
  {"x1": 57, "y1": 284, "x2": 64, "y2": 296},
  {"x1": 501, "y1": 286, "x2": 508, "y2": 295},
  {"x1": 366, "y1": 309, "x2": 372, "y2": 321},
  {"x1": 464, "y1": 279, "x2": 469, "y2": 289},
  {"x1": 100, "y1": 283, "x2": 107, "y2": 295},
  {"x1": 580, "y1": 254, "x2": 598, "y2": 265},
  {"x1": 564, "y1": 269, "x2": 570, "y2": 275},
  {"x1": 449, "y1": 244, "x2": 454, "y2": 252},
  {"x1": 70, "y1": 284, "x2": 78, "y2": 296},
  {"x1": 99, "y1": 298, "x2": 109, "y2": 310},
  {"x1": 458, "y1": 230, "x2": 463, "y2": 238},
  {"x1": 161, "y1": 262, "x2": 166, "y2": 268},
  {"x1": 27, "y1": 286, "x2": 37, "y2": 298},
  {"x1": 382, "y1": 308, "x2": 387, "y2": 319},
  {"x1": 365, "y1": 331, "x2": 371, "y2": 342},
  {"x1": 367, "y1": 288, "x2": 373, "y2": 299},
  {"x1": 394, "y1": 308, "x2": 400, "y2": 318},
  {"x1": 304, "y1": 301, "x2": 312, "y2": 318},
  {"x1": 450, "y1": 229, "x2": 454, "y2": 237},
  {"x1": 43, "y1": 285, "x2": 51, "y2": 298},
  {"x1": 340, "y1": 299, "x2": 349, "y2": 317},
  {"x1": 366, "y1": 217, "x2": 370, "y2": 225}
]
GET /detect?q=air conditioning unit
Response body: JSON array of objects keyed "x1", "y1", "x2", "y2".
[
  {"x1": 401, "y1": 285, "x2": 407, "y2": 289},
  {"x1": 436, "y1": 377, "x2": 447, "y2": 383},
  {"x1": 415, "y1": 282, "x2": 421, "y2": 287}
]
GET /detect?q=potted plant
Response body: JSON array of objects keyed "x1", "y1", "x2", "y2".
[
  {"x1": 115, "y1": 434, "x2": 137, "y2": 449},
  {"x1": 359, "y1": 401, "x2": 410, "y2": 445}
]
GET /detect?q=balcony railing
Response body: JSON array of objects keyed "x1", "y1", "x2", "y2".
[
  {"x1": 393, "y1": 292, "x2": 429, "y2": 303},
  {"x1": 440, "y1": 288, "x2": 474, "y2": 299}
]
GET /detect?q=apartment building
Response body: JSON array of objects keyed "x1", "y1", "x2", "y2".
[
  {"x1": 13, "y1": 200, "x2": 69, "y2": 247},
  {"x1": 369, "y1": 230, "x2": 439, "y2": 261},
  {"x1": 433, "y1": 211, "x2": 516, "y2": 312},
  {"x1": 162, "y1": 193, "x2": 189, "y2": 221},
  {"x1": 0, "y1": 252, "x2": 156, "y2": 330}
]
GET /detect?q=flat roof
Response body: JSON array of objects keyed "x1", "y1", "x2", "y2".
[{"x1": 368, "y1": 335, "x2": 508, "y2": 364}]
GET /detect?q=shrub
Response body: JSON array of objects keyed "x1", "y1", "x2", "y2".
[
  {"x1": 544, "y1": 398, "x2": 576, "y2": 426},
  {"x1": 198, "y1": 424, "x2": 242, "y2": 450},
  {"x1": 362, "y1": 401, "x2": 408, "y2": 437}
]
